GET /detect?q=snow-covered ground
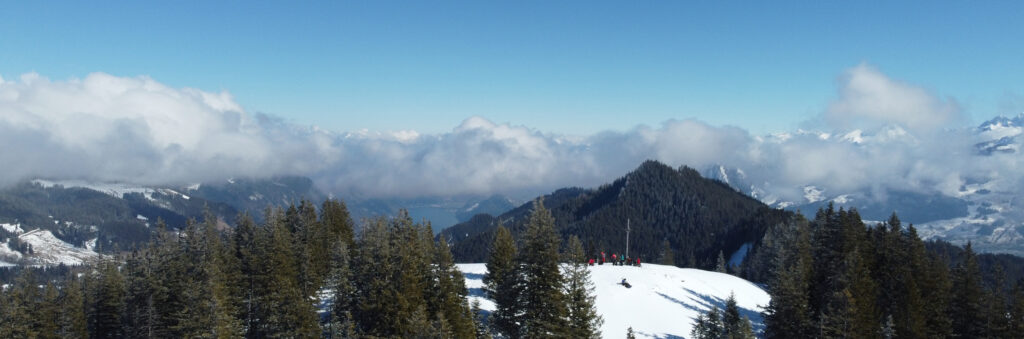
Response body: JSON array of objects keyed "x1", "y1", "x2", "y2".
[
  {"x1": 458, "y1": 263, "x2": 771, "y2": 339},
  {"x1": 1, "y1": 222, "x2": 25, "y2": 234},
  {"x1": 17, "y1": 229, "x2": 100, "y2": 266}
]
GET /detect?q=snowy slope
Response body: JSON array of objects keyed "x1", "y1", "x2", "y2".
[
  {"x1": 17, "y1": 229, "x2": 100, "y2": 266},
  {"x1": 459, "y1": 263, "x2": 770, "y2": 339}
]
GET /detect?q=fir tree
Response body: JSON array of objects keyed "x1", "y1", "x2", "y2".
[
  {"x1": 518, "y1": 199, "x2": 568, "y2": 338},
  {"x1": 563, "y1": 235, "x2": 603, "y2": 339},
  {"x1": 716, "y1": 250, "x2": 727, "y2": 273},
  {"x1": 3, "y1": 269, "x2": 40, "y2": 337},
  {"x1": 327, "y1": 240, "x2": 356, "y2": 338},
  {"x1": 722, "y1": 292, "x2": 754, "y2": 339},
  {"x1": 261, "y1": 208, "x2": 320, "y2": 337},
  {"x1": 762, "y1": 217, "x2": 813, "y2": 339},
  {"x1": 660, "y1": 238, "x2": 675, "y2": 266},
  {"x1": 950, "y1": 242, "x2": 986, "y2": 338},
  {"x1": 59, "y1": 274, "x2": 88, "y2": 339},
  {"x1": 433, "y1": 236, "x2": 476, "y2": 338},
  {"x1": 484, "y1": 224, "x2": 523, "y2": 338},
  {"x1": 691, "y1": 306, "x2": 724, "y2": 339},
  {"x1": 232, "y1": 213, "x2": 265, "y2": 338},
  {"x1": 1010, "y1": 279, "x2": 1024, "y2": 335},
  {"x1": 89, "y1": 259, "x2": 126, "y2": 339},
  {"x1": 352, "y1": 217, "x2": 401, "y2": 337},
  {"x1": 39, "y1": 282, "x2": 60, "y2": 339},
  {"x1": 123, "y1": 248, "x2": 157, "y2": 338},
  {"x1": 471, "y1": 299, "x2": 493, "y2": 339},
  {"x1": 202, "y1": 212, "x2": 245, "y2": 338}
]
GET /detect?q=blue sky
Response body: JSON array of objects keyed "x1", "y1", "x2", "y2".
[{"x1": 2, "y1": 1, "x2": 1022, "y2": 135}]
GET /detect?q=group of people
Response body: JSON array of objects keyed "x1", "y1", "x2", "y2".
[{"x1": 587, "y1": 251, "x2": 641, "y2": 267}]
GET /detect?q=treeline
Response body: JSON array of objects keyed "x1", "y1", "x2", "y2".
[
  {"x1": 756, "y1": 203, "x2": 1024, "y2": 338},
  {"x1": 0, "y1": 199, "x2": 484, "y2": 338}
]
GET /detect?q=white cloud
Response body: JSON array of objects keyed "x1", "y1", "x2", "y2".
[
  {"x1": 825, "y1": 64, "x2": 963, "y2": 132},
  {"x1": 1, "y1": 68, "x2": 1021, "y2": 204}
]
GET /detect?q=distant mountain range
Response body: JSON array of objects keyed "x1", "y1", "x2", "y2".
[
  {"x1": 704, "y1": 114, "x2": 1024, "y2": 256},
  {"x1": 0, "y1": 176, "x2": 517, "y2": 266}
]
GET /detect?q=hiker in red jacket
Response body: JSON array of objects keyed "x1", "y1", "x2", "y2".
[
  {"x1": 612, "y1": 253, "x2": 617, "y2": 266},
  {"x1": 588, "y1": 258, "x2": 595, "y2": 266},
  {"x1": 601, "y1": 251, "x2": 606, "y2": 265},
  {"x1": 636, "y1": 258, "x2": 641, "y2": 267}
]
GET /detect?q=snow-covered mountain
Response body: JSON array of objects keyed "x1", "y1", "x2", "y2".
[
  {"x1": 704, "y1": 114, "x2": 1024, "y2": 256},
  {"x1": 459, "y1": 263, "x2": 770, "y2": 338}
]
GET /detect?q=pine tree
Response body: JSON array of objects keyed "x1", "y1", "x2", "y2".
[
  {"x1": 1010, "y1": 279, "x2": 1024, "y2": 335},
  {"x1": 484, "y1": 224, "x2": 523, "y2": 338},
  {"x1": 202, "y1": 212, "x2": 245, "y2": 338},
  {"x1": 691, "y1": 306, "x2": 724, "y2": 339},
  {"x1": 950, "y1": 242, "x2": 986, "y2": 338},
  {"x1": 3, "y1": 269, "x2": 40, "y2": 337},
  {"x1": 124, "y1": 248, "x2": 157, "y2": 338},
  {"x1": 263, "y1": 209, "x2": 320, "y2": 337},
  {"x1": 660, "y1": 238, "x2": 675, "y2": 266},
  {"x1": 921, "y1": 253, "x2": 953, "y2": 338},
  {"x1": 433, "y1": 236, "x2": 476, "y2": 338},
  {"x1": 762, "y1": 217, "x2": 813, "y2": 339},
  {"x1": 353, "y1": 217, "x2": 402, "y2": 337},
  {"x1": 38, "y1": 282, "x2": 60, "y2": 338},
  {"x1": 327, "y1": 240, "x2": 356, "y2": 338},
  {"x1": 563, "y1": 235, "x2": 603, "y2": 339},
  {"x1": 471, "y1": 299, "x2": 493, "y2": 339},
  {"x1": 59, "y1": 274, "x2": 88, "y2": 339},
  {"x1": 519, "y1": 199, "x2": 568, "y2": 338},
  {"x1": 716, "y1": 250, "x2": 727, "y2": 273},
  {"x1": 232, "y1": 213, "x2": 265, "y2": 338},
  {"x1": 89, "y1": 259, "x2": 126, "y2": 338}
]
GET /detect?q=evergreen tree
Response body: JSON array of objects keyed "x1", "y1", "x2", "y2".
[
  {"x1": 352, "y1": 217, "x2": 401, "y2": 337},
  {"x1": 716, "y1": 250, "x2": 727, "y2": 273},
  {"x1": 321, "y1": 198, "x2": 356, "y2": 251},
  {"x1": 261, "y1": 208, "x2": 320, "y2": 337},
  {"x1": 1010, "y1": 279, "x2": 1024, "y2": 335},
  {"x1": 484, "y1": 224, "x2": 523, "y2": 338},
  {"x1": 59, "y1": 274, "x2": 88, "y2": 339},
  {"x1": 202, "y1": 212, "x2": 245, "y2": 338},
  {"x1": 327, "y1": 240, "x2": 356, "y2": 338},
  {"x1": 89, "y1": 259, "x2": 126, "y2": 338},
  {"x1": 691, "y1": 306, "x2": 724, "y2": 339},
  {"x1": 563, "y1": 235, "x2": 603, "y2": 339},
  {"x1": 123, "y1": 248, "x2": 157, "y2": 338},
  {"x1": 518, "y1": 199, "x2": 568, "y2": 338},
  {"x1": 762, "y1": 217, "x2": 813, "y2": 339},
  {"x1": 232, "y1": 213, "x2": 265, "y2": 338},
  {"x1": 722, "y1": 293, "x2": 754, "y2": 339},
  {"x1": 3, "y1": 269, "x2": 40, "y2": 337},
  {"x1": 471, "y1": 299, "x2": 493, "y2": 339},
  {"x1": 950, "y1": 242, "x2": 986, "y2": 338},
  {"x1": 39, "y1": 282, "x2": 60, "y2": 338},
  {"x1": 660, "y1": 238, "x2": 675, "y2": 266},
  {"x1": 626, "y1": 326, "x2": 637, "y2": 339},
  {"x1": 921, "y1": 253, "x2": 953, "y2": 338},
  {"x1": 433, "y1": 236, "x2": 476, "y2": 338}
]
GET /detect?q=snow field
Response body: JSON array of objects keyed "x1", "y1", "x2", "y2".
[{"x1": 458, "y1": 263, "x2": 770, "y2": 339}]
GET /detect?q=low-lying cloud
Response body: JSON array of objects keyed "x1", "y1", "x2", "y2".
[{"x1": 0, "y1": 67, "x2": 1020, "y2": 204}]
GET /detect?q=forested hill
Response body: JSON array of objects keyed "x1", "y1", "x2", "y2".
[{"x1": 442, "y1": 160, "x2": 793, "y2": 266}]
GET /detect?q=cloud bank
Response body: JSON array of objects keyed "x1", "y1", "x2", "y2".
[{"x1": 0, "y1": 68, "x2": 1020, "y2": 203}]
